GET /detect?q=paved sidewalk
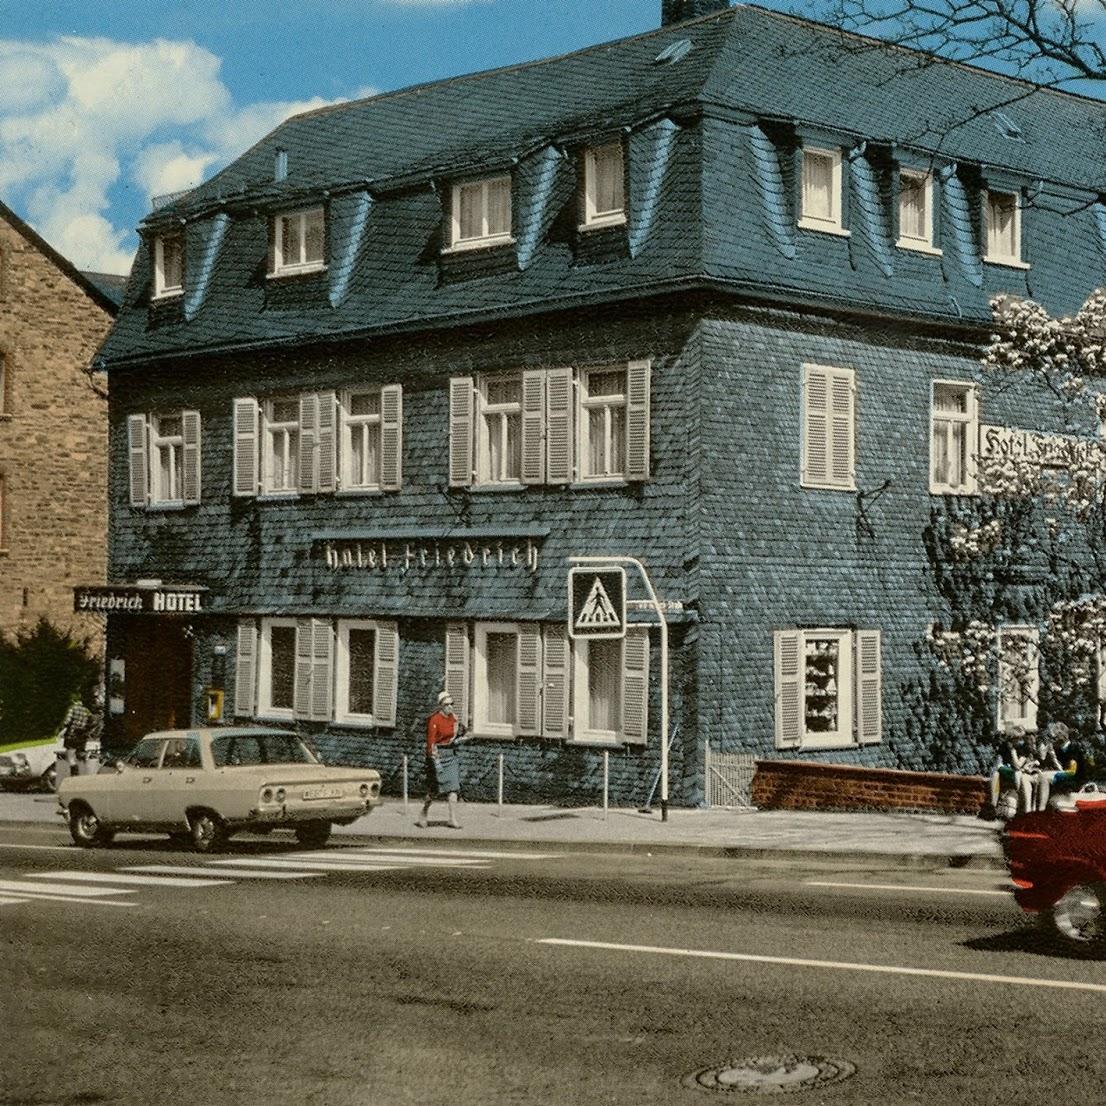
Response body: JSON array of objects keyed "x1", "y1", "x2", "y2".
[{"x1": 0, "y1": 791, "x2": 1006, "y2": 868}]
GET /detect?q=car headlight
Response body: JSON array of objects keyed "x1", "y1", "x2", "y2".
[{"x1": 275, "y1": 788, "x2": 286, "y2": 803}]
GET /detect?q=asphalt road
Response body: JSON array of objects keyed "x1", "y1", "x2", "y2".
[{"x1": 1, "y1": 822, "x2": 1103, "y2": 1106}]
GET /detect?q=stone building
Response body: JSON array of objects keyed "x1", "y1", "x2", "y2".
[
  {"x1": 92, "y1": 1, "x2": 1106, "y2": 806},
  {"x1": 0, "y1": 199, "x2": 119, "y2": 654}
]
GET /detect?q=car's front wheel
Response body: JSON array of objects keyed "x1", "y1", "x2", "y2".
[
  {"x1": 1045, "y1": 882, "x2": 1106, "y2": 948},
  {"x1": 68, "y1": 803, "x2": 115, "y2": 848},
  {"x1": 188, "y1": 810, "x2": 228, "y2": 854},
  {"x1": 294, "y1": 820, "x2": 332, "y2": 848}
]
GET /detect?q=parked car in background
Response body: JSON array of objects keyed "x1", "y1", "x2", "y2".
[
  {"x1": 57, "y1": 727, "x2": 382, "y2": 852},
  {"x1": 1003, "y1": 790, "x2": 1106, "y2": 949},
  {"x1": 0, "y1": 736, "x2": 101, "y2": 793}
]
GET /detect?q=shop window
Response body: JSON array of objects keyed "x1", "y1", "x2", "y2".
[
  {"x1": 773, "y1": 628, "x2": 881, "y2": 749},
  {"x1": 998, "y1": 626, "x2": 1038, "y2": 733},
  {"x1": 984, "y1": 189, "x2": 1023, "y2": 266},
  {"x1": 449, "y1": 176, "x2": 513, "y2": 251},
  {"x1": 581, "y1": 142, "x2": 626, "y2": 229},
  {"x1": 801, "y1": 363, "x2": 856, "y2": 491},
  {"x1": 154, "y1": 232, "x2": 184, "y2": 298},
  {"x1": 799, "y1": 146, "x2": 845, "y2": 235},
  {"x1": 270, "y1": 208, "x2": 325, "y2": 276},
  {"x1": 127, "y1": 410, "x2": 201, "y2": 508},
  {"x1": 930, "y1": 381, "x2": 978, "y2": 494}
]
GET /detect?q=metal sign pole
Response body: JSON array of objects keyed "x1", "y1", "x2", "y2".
[{"x1": 568, "y1": 555, "x2": 669, "y2": 822}]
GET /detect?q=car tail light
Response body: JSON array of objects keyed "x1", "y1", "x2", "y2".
[
  {"x1": 359, "y1": 784, "x2": 369, "y2": 798},
  {"x1": 262, "y1": 788, "x2": 274, "y2": 803},
  {"x1": 275, "y1": 788, "x2": 286, "y2": 803},
  {"x1": 370, "y1": 782, "x2": 380, "y2": 800}
]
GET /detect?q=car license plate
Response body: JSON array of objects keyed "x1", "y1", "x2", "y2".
[{"x1": 303, "y1": 786, "x2": 342, "y2": 801}]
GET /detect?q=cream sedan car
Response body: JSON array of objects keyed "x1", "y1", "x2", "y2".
[{"x1": 57, "y1": 727, "x2": 382, "y2": 852}]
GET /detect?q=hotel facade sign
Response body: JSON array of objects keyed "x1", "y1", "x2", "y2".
[
  {"x1": 321, "y1": 536, "x2": 541, "y2": 575},
  {"x1": 73, "y1": 585, "x2": 206, "y2": 614},
  {"x1": 980, "y1": 423, "x2": 1099, "y2": 469}
]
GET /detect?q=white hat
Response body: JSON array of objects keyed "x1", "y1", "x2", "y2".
[{"x1": 438, "y1": 691, "x2": 453, "y2": 706}]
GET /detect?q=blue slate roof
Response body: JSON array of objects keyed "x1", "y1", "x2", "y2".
[{"x1": 98, "y1": 3, "x2": 1106, "y2": 369}]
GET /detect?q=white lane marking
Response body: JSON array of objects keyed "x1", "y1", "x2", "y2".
[
  {"x1": 351, "y1": 847, "x2": 558, "y2": 860},
  {"x1": 537, "y1": 938, "x2": 1106, "y2": 996},
  {"x1": 806, "y1": 880, "x2": 1012, "y2": 898},
  {"x1": 0, "y1": 842, "x2": 80, "y2": 852},
  {"x1": 0, "y1": 896, "x2": 28, "y2": 904},
  {"x1": 121, "y1": 865, "x2": 322, "y2": 880},
  {"x1": 0, "y1": 878, "x2": 133, "y2": 897},
  {"x1": 284, "y1": 851, "x2": 489, "y2": 867},
  {"x1": 27, "y1": 871, "x2": 232, "y2": 889},
  {"x1": 207, "y1": 858, "x2": 403, "y2": 872},
  {"x1": 1, "y1": 891, "x2": 135, "y2": 908}
]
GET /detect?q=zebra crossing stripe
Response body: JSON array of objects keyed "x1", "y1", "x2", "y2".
[
  {"x1": 351, "y1": 847, "x2": 557, "y2": 861},
  {"x1": 0, "y1": 890, "x2": 135, "y2": 907},
  {"x1": 121, "y1": 865, "x2": 323, "y2": 880},
  {"x1": 27, "y1": 870, "x2": 232, "y2": 889},
  {"x1": 0, "y1": 896, "x2": 28, "y2": 905},
  {"x1": 284, "y1": 851, "x2": 489, "y2": 867},
  {"x1": 207, "y1": 857, "x2": 403, "y2": 872},
  {"x1": 0, "y1": 878, "x2": 133, "y2": 897}
]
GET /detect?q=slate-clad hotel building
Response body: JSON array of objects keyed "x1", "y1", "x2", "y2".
[{"x1": 92, "y1": 0, "x2": 1106, "y2": 806}]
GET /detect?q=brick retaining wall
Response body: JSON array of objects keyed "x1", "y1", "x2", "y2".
[{"x1": 752, "y1": 759, "x2": 988, "y2": 815}]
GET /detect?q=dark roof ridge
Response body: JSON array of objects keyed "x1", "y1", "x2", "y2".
[
  {"x1": 730, "y1": 2, "x2": 1106, "y2": 112},
  {"x1": 284, "y1": 6, "x2": 738, "y2": 128}
]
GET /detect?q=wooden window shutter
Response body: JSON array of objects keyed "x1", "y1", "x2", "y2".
[
  {"x1": 449, "y1": 377, "x2": 474, "y2": 487},
  {"x1": 310, "y1": 619, "x2": 334, "y2": 722},
  {"x1": 521, "y1": 370, "x2": 546, "y2": 485},
  {"x1": 373, "y1": 621, "x2": 399, "y2": 727},
  {"x1": 380, "y1": 384, "x2": 403, "y2": 491},
  {"x1": 854, "y1": 629, "x2": 882, "y2": 744},
  {"x1": 622, "y1": 628, "x2": 649, "y2": 745},
  {"x1": 773, "y1": 630, "x2": 803, "y2": 748},
  {"x1": 127, "y1": 414, "x2": 148, "y2": 507},
  {"x1": 517, "y1": 624, "x2": 542, "y2": 736},
  {"x1": 234, "y1": 621, "x2": 258, "y2": 717},
  {"x1": 545, "y1": 367, "x2": 574, "y2": 484},
  {"x1": 541, "y1": 624, "x2": 570, "y2": 738},
  {"x1": 293, "y1": 618, "x2": 314, "y2": 720},
  {"x1": 298, "y1": 392, "x2": 319, "y2": 493},
  {"x1": 829, "y1": 368, "x2": 856, "y2": 488},
  {"x1": 802, "y1": 366, "x2": 829, "y2": 487},
  {"x1": 444, "y1": 623, "x2": 470, "y2": 726},
  {"x1": 625, "y1": 358, "x2": 651, "y2": 481},
  {"x1": 316, "y1": 391, "x2": 337, "y2": 493},
  {"x1": 232, "y1": 398, "x2": 259, "y2": 496},
  {"x1": 181, "y1": 410, "x2": 201, "y2": 506}
]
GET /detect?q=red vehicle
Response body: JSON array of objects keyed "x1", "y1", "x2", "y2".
[{"x1": 1004, "y1": 795, "x2": 1106, "y2": 948}]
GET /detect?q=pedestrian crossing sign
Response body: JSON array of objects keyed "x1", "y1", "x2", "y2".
[{"x1": 568, "y1": 567, "x2": 626, "y2": 640}]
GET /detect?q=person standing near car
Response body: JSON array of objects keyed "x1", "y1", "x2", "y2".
[
  {"x1": 417, "y1": 691, "x2": 465, "y2": 829},
  {"x1": 59, "y1": 693, "x2": 95, "y2": 780}
]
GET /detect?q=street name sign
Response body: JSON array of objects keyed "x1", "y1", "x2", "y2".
[{"x1": 568, "y1": 567, "x2": 626, "y2": 640}]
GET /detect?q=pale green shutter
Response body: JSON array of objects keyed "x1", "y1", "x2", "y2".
[
  {"x1": 444, "y1": 623, "x2": 470, "y2": 727},
  {"x1": 310, "y1": 619, "x2": 334, "y2": 722},
  {"x1": 293, "y1": 619, "x2": 314, "y2": 720},
  {"x1": 298, "y1": 392, "x2": 319, "y2": 493},
  {"x1": 317, "y1": 391, "x2": 337, "y2": 492},
  {"x1": 854, "y1": 629, "x2": 882, "y2": 744},
  {"x1": 622, "y1": 628, "x2": 649, "y2": 746},
  {"x1": 541, "y1": 624, "x2": 570, "y2": 738},
  {"x1": 380, "y1": 384, "x2": 403, "y2": 491},
  {"x1": 234, "y1": 621, "x2": 257, "y2": 717},
  {"x1": 774, "y1": 630, "x2": 803, "y2": 749},
  {"x1": 625, "y1": 358, "x2": 651, "y2": 481},
  {"x1": 829, "y1": 368, "x2": 856, "y2": 488},
  {"x1": 517, "y1": 624, "x2": 542, "y2": 736},
  {"x1": 545, "y1": 367, "x2": 574, "y2": 484},
  {"x1": 521, "y1": 370, "x2": 546, "y2": 485},
  {"x1": 373, "y1": 621, "x2": 399, "y2": 727},
  {"x1": 233, "y1": 398, "x2": 259, "y2": 496},
  {"x1": 802, "y1": 366, "x2": 829, "y2": 487},
  {"x1": 181, "y1": 410, "x2": 201, "y2": 506},
  {"x1": 449, "y1": 377, "x2": 474, "y2": 487},
  {"x1": 127, "y1": 414, "x2": 148, "y2": 507}
]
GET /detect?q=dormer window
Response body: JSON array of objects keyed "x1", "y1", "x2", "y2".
[
  {"x1": 897, "y1": 169, "x2": 937, "y2": 253},
  {"x1": 984, "y1": 189, "x2": 1025, "y2": 267},
  {"x1": 799, "y1": 146, "x2": 845, "y2": 235},
  {"x1": 450, "y1": 176, "x2": 513, "y2": 251},
  {"x1": 271, "y1": 207, "x2": 325, "y2": 276},
  {"x1": 581, "y1": 142, "x2": 626, "y2": 229},
  {"x1": 153, "y1": 232, "x2": 184, "y2": 298}
]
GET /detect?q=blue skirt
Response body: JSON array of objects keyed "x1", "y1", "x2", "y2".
[{"x1": 428, "y1": 748, "x2": 461, "y2": 796}]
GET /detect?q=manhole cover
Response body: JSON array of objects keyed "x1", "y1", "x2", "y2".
[{"x1": 683, "y1": 1054, "x2": 856, "y2": 1094}]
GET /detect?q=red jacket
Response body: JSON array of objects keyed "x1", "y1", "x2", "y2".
[{"x1": 426, "y1": 710, "x2": 459, "y2": 757}]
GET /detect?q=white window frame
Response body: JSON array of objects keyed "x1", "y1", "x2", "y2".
[
  {"x1": 257, "y1": 617, "x2": 297, "y2": 721},
  {"x1": 997, "y1": 625, "x2": 1039, "y2": 734},
  {"x1": 335, "y1": 619, "x2": 381, "y2": 726},
  {"x1": 261, "y1": 397, "x2": 300, "y2": 495},
  {"x1": 983, "y1": 189, "x2": 1027, "y2": 268},
  {"x1": 577, "y1": 365, "x2": 628, "y2": 483},
  {"x1": 476, "y1": 372, "x2": 524, "y2": 486},
  {"x1": 271, "y1": 207, "x2": 326, "y2": 276},
  {"x1": 340, "y1": 387, "x2": 383, "y2": 492},
  {"x1": 472, "y1": 622, "x2": 523, "y2": 738},
  {"x1": 799, "y1": 146, "x2": 847, "y2": 236},
  {"x1": 449, "y1": 176, "x2": 513, "y2": 251},
  {"x1": 572, "y1": 637, "x2": 624, "y2": 745},
  {"x1": 149, "y1": 413, "x2": 184, "y2": 506},
  {"x1": 153, "y1": 232, "x2": 184, "y2": 298},
  {"x1": 930, "y1": 380, "x2": 979, "y2": 495},
  {"x1": 897, "y1": 168, "x2": 939, "y2": 254},
  {"x1": 799, "y1": 628, "x2": 855, "y2": 749},
  {"x1": 581, "y1": 142, "x2": 626, "y2": 230}
]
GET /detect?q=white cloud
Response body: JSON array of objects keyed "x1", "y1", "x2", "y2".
[{"x1": 0, "y1": 35, "x2": 362, "y2": 273}]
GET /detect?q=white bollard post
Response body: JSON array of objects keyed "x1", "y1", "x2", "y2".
[
  {"x1": 602, "y1": 750, "x2": 609, "y2": 821},
  {"x1": 497, "y1": 753, "x2": 504, "y2": 817},
  {"x1": 402, "y1": 754, "x2": 408, "y2": 814}
]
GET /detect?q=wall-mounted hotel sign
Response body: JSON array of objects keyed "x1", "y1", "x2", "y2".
[
  {"x1": 315, "y1": 528, "x2": 547, "y2": 576},
  {"x1": 73, "y1": 585, "x2": 207, "y2": 614},
  {"x1": 980, "y1": 424, "x2": 1100, "y2": 469}
]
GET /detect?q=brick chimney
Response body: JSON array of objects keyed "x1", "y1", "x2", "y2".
[{"x1": 661, "y1": 0, "x2": 731, "y2": 26}]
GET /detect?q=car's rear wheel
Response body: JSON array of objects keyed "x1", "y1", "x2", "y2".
[
  {"x1": 1045, "y1": 882, "x2": 1106, "y2": 948},
  {"x1": 68, "y1": 803, "x2": 114, "y2": 848},
  {"x1": 189, "y1": 810, "x2": 228, "y2": 854},
  {"x1": 40, "y1": 764, "x2": 58, "y2": 793},
  {"x1": 294, "y1": 820, "x2": 332, "y2": 848}
]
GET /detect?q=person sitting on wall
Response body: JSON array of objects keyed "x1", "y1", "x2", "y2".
[
  {"x1": 989, "y1": 725, "x2": 1033, "y2": 819},
  {"x1": 1034, "y1": 722, "x2": 1089, "y2": 811},
  {"x1": 417, "y1": 691, "x2": 467, "y2": 830}
]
